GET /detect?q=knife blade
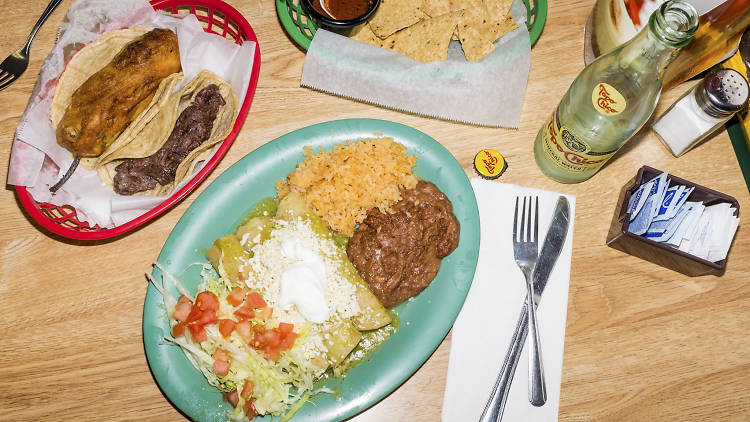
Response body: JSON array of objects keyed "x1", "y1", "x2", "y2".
[{"x1": 479, "y1": 196, "x2": 571, "y2": 422}]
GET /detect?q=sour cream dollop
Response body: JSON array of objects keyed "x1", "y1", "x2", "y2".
[{"x1": 279, "y1": 236, "x2": 329, "y2": 323}]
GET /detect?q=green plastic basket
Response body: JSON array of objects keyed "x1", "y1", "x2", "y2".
[{"x1": 276, "y1": 0, "x2": 547, "y2": 50}]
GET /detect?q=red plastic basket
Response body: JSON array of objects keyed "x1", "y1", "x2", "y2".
[{"x1": 15, "y1": 0, "x2": 261, "y2": 241}]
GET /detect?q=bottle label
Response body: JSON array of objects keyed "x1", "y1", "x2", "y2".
[
  {"x1": 540, "y1": 109, "x2": 618, "y2": 173},
  {"x1": 592, "y1": 82, "x2": 626, "y2": 115}
]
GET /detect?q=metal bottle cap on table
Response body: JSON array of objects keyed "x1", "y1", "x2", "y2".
[{"x1": 694, "y1": 68, "x2": 749, "y2": 118}]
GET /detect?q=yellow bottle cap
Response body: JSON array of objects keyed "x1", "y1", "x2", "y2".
[{"x1": 473, "y1": 149, "x2": 507, "y2": 179}]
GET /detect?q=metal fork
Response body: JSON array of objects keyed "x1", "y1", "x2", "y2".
[
  {"x1": 0, "y1": 0, "x2": 63, "y2": 92},
  {"x1": 512, "y1": 196, "x2": 546, "y2": 407}
]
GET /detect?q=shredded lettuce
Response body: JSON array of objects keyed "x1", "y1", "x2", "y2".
[{"x1": 151, "y1": 261, "x2": 328, "y2": 421}]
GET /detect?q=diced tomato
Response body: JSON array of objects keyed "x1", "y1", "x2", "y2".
[
  {"x1": 227, "y1": 287, "x2": 246, "y2": 307},
  {"x1": 173, "y1": 300, "x2": 193, "y2": 322},
  {"x1": 195, "y1": 309, "x2": 218, "y2": 326},
  {"x1": 233, "y1": 306, "x2": 254, "y2": 321},
  {"x1": 219, "y1": 319, "x2": 236, "y2": 338},
  {"x1": 223, "y1": 390, "x2": 239, "y2": 407},
  {"x1": 188, "y1": 323, "x2": 207, "y2": 342},
  {"x1": 213, "y1": 359, "x2": 230, "y2": 376},
  {"x1": 243, "y1": 398, "x2": 259, "y2": 418},
  {"x1": 195, "y1": 291, "x2": 220, "y2": 311},
  {"x1": 264, "y1": 346, "x2": 281, "y2": 361},
  {"x1": 235, "y1": 320, "x2": 253, "y2": 342},
  {"x1": 212, "y1": 349, "x2": 229, "y2": 362},
  {"x1": 246, "y1": 291, "x2": 267, "y2": 308},
  {"x1": 240, "y1": 379, "x2": 254, "y2": 400},
  {"x1": 257, "y1": 306, "x2": 273, "y2": 321},
  {"x1": 277, "y1": 322, "x2": 294, "y2": 334},
  {"x1": 172, "y1": 322, "x2": 186, "y2": 338},
  {"x1": 185, "y1": 305, "x2": 203, "y2": 324},
  {"x1": 280, "y1": 332, "x2": 298, "y2": 349},
  {"x1": 257, "y1": 329, "x2": 282, "y2": 348}
]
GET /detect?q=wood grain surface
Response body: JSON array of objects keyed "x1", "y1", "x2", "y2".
[{"x1": 1, "y1": 0, "x2": 749, "y2": 421}]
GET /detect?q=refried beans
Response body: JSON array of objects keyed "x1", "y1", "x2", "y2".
[{"x1": 346, "y1": 181, "x2": 460, "y2": 307}]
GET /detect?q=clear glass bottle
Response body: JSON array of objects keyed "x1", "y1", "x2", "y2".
[{"x1": 534, "y1": 0, "x2": 699, "y2": 183}]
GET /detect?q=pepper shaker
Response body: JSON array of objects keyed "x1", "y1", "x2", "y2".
[{"x1": 652, "y1": 68, "x2": 749, "y2": 157}]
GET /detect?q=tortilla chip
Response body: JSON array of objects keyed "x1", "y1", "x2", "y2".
[
  {"x1": 381, "y1": 11, "x2": 462, "y2": 63},
  {"x1": 350, "y1": 24, "x2": 384, "y2": 48},
  {"x1": 484, "y1": 0, "x2": 514, "y2": 18},
  {"x1": 349, "y1": 0, "x2": 517, "y2": 63},
  {"x1": 490, "y1": 13, "x2": 519, "y2": 41},
  {"x1": 50, "y1": 28, "x2": 151, "y2": 128},
  {"x1": 97, "y1": 70, "x2": 238, "y2": 196},
  {"x1": 368, "y1": 0, "x2": 425, "y2": 39},
  {"x1": 483, "y1": 0, "x2": 518, "y2": 40},
  {"x1": 456, "y1": 1, "x2": 497, "y2": 61},
  {"x1": 421, "y1": 0, "x2": 467, "y2": 17}
]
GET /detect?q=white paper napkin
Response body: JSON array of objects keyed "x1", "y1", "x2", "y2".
[
  {"x1": 442, "y1": 179, "x2": 576, "y2": 421},
  {"x1": 300, "y1": 0, "x2": 531, "y2": 128},
  {"x1": 8, "y1": 0, "x2": 256, "y2": 228}
]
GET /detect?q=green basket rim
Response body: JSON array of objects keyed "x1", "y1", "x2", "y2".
[{"x1": 275, "y1": 0, "x2": 547, "y2": 51}]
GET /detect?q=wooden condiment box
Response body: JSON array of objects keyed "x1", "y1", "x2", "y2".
[{"x1": 606, "y1": 165, "x2": 740, "y2": 276}]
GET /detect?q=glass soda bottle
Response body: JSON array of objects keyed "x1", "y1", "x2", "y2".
[{"x1": 533, "y1": 0, "x2": 699, "y2": 183}]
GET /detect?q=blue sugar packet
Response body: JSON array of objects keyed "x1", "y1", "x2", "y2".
[
  {"x1": 653, "y1": 185, "x2": 684, "y2": 222},
  {"x1": 657, "y1": 185, "x2": 693, "y2": 222},
  {"x1": 673, "y1": 186, "x2": 694, "y2": 213},
  {"x1": 628, "y1": 172, "x2": 668, "y2": 235},
  {"x1": 627, "y1": 173, "x2": 661, "y2": 221},
  {"x1": 644, "y1": 201, "x2": 694, "y2": 242}
]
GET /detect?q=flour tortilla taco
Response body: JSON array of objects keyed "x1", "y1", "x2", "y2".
[{"x1": 96, "y1": 69, "x2": 238, "y2": 196}]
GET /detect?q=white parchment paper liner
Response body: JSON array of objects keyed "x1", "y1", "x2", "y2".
[
  {"x1": 301, "y1": 0, "x2": 530, "y2": 128},
  {"x1": 8, "y1": 0, "x2": 256, "y2": 229}
]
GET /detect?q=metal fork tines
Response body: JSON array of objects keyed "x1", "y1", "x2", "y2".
[
  {"x1": 512, "y1": 196, "x2": 547, "y2": 407},
  {"x1": 0, "y1": 0, "x2": 63, "y2": 92}
]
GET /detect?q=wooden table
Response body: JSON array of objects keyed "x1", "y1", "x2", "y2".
[{"x1": 1, "y1": 0, "x2": 749, "y2": 420}]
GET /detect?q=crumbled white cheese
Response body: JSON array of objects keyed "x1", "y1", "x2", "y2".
[{"x1": 241, "y1": 217, "x2": 361, "y2": 361}]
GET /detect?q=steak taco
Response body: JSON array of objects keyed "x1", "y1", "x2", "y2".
[{"x1": 96, "y1": 69, "x2": 238, "y2": 196}]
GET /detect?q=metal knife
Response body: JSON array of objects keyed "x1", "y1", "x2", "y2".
[{"x1": 479, "y1": 196, "x2": 572, "y2": 422}]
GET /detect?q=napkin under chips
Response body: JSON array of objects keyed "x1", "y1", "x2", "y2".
[{"x1": 352, "y1": 0, "x2": 518, "y2": 63}]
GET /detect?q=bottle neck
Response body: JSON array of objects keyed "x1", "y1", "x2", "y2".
[
  {"x1": 617, "y1": 0, "x2": 698, "y2": 81},
  {"x1": 617, "y1": 28, "x2": 682, "y2": 81}
]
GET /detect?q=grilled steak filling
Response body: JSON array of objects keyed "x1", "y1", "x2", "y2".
[{"x1": 113, "y1": 84, "x2": 225, "y2": 195}]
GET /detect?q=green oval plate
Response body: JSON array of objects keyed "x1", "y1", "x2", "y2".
[{"x1": 143, "y1": 118, "x2": 480, "y2": 421}]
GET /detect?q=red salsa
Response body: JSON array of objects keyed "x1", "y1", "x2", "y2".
[{"x1": 312, "y1": 0, "x2": 372, "y2": 21}]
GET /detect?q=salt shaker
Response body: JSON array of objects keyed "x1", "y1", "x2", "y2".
[{"x1": 652, "y1": 68, "x2": 749, "y2": 157}]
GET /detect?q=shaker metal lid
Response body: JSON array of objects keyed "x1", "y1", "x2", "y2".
[{"x1": 695, "y1": 69, "x2": 749, "y2": 117}]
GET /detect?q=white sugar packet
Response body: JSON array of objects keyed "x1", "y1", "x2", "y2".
[
  {"x1": 707, "y1": 211, "x2": 740, "y2": 262},
  {"x1": 664, "y1": 201, "x2": 703, "y2": 247},
  {"x1": 8, "y1": 0, "x2": 255, "y2": 228},
  {"x1": 677, "y1": 202, "x2": 739, "y2": 262}
]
